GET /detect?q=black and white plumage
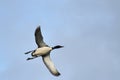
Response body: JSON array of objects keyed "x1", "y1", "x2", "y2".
[{"x1": 25, "y1": 26, "x2": 63, "y2": 76}]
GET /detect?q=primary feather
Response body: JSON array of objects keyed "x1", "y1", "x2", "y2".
[{"x1": 35, "y1": 26, "x2": 48, "y2": 47}]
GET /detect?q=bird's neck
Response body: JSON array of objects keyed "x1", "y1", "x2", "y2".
[{"x1": 52, "y1": 45, "x2": 63, "y2": 50}]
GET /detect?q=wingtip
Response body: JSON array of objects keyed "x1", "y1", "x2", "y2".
[
  {"x1": 37, "y1": 25, "x2": 40, "y2": 27},
  {"x1": 53, "y1": 72, "x2": 61, "y2": 76},
  {"x1": 56, "y1": 72, "x2": 61, "y2": 76},
  {"x1": 35, "y1": 26, "x2": 40, "y2": 33},
  {"x1": 36, "y1": 25, "x2": 40, "y2": 30}
]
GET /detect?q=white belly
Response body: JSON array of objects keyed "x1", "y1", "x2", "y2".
[{"x1": 32, "y1": 47, "x2": 52, "y2": 56}]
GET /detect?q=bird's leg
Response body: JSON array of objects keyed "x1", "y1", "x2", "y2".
[
  {"x1": 27, "y1": 57, "x2": 34, "y2": 60},
  {"x1": 27, "y1": 57, "x2": 37, "y2": 60},
  {"x1": 26, "y1": 56, "x2": 38, "y2": 60},
  {"x1": 24, "y1": 50, "x2": 34, "y2": 54}
]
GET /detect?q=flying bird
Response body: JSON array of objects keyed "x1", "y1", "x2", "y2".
[{"x1": 25, "y1": 26, "x2": 63, "y2": 76}]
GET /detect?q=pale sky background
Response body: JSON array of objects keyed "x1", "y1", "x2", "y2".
[{"x1": 0, "y1": 0, "x2": 120, "y2": 80}]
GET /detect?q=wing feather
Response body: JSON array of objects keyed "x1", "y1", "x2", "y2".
[
  {"x1": 35, "y1": 26, "x2": 48, "y2": 47},
  {"x1": 42, "y1": 54, "x2": 60, "y2": 76}
]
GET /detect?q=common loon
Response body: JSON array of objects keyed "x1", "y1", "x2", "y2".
[{"x1": 25, "y1": 26, "x2": 63, "y2": 76}]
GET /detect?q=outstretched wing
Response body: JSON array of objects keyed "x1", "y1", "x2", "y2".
[
  {"x1": 35, "y1": 26, "x2": 48, "y2": 47},
  {"x1": 42, "y1": 54, "x2": 60, "y2": 76}
]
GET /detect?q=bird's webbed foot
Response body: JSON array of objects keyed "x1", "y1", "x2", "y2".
[{"x1": 26, "y1": 58, "x2": 34, "y2": 60}]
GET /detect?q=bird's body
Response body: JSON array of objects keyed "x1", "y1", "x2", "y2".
[
  {"x1": 32, "y1": 47, "x2": 52, "y2": 57},
  {"x1": 25, "y1": 26, "x2": 63, "y2": 76}
]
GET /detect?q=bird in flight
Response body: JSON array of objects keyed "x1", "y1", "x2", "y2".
[{"x1": 24, "y1": 26, "x2": 63, "y2": 76}]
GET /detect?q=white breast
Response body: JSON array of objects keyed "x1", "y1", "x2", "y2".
[{"x1": 33, "y1": 47, "x2": 52, "y2": 56}]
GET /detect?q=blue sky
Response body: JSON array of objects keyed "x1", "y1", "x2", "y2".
[{"x1": 0, "y1": 0, "x2": 120, "y2": 80}]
